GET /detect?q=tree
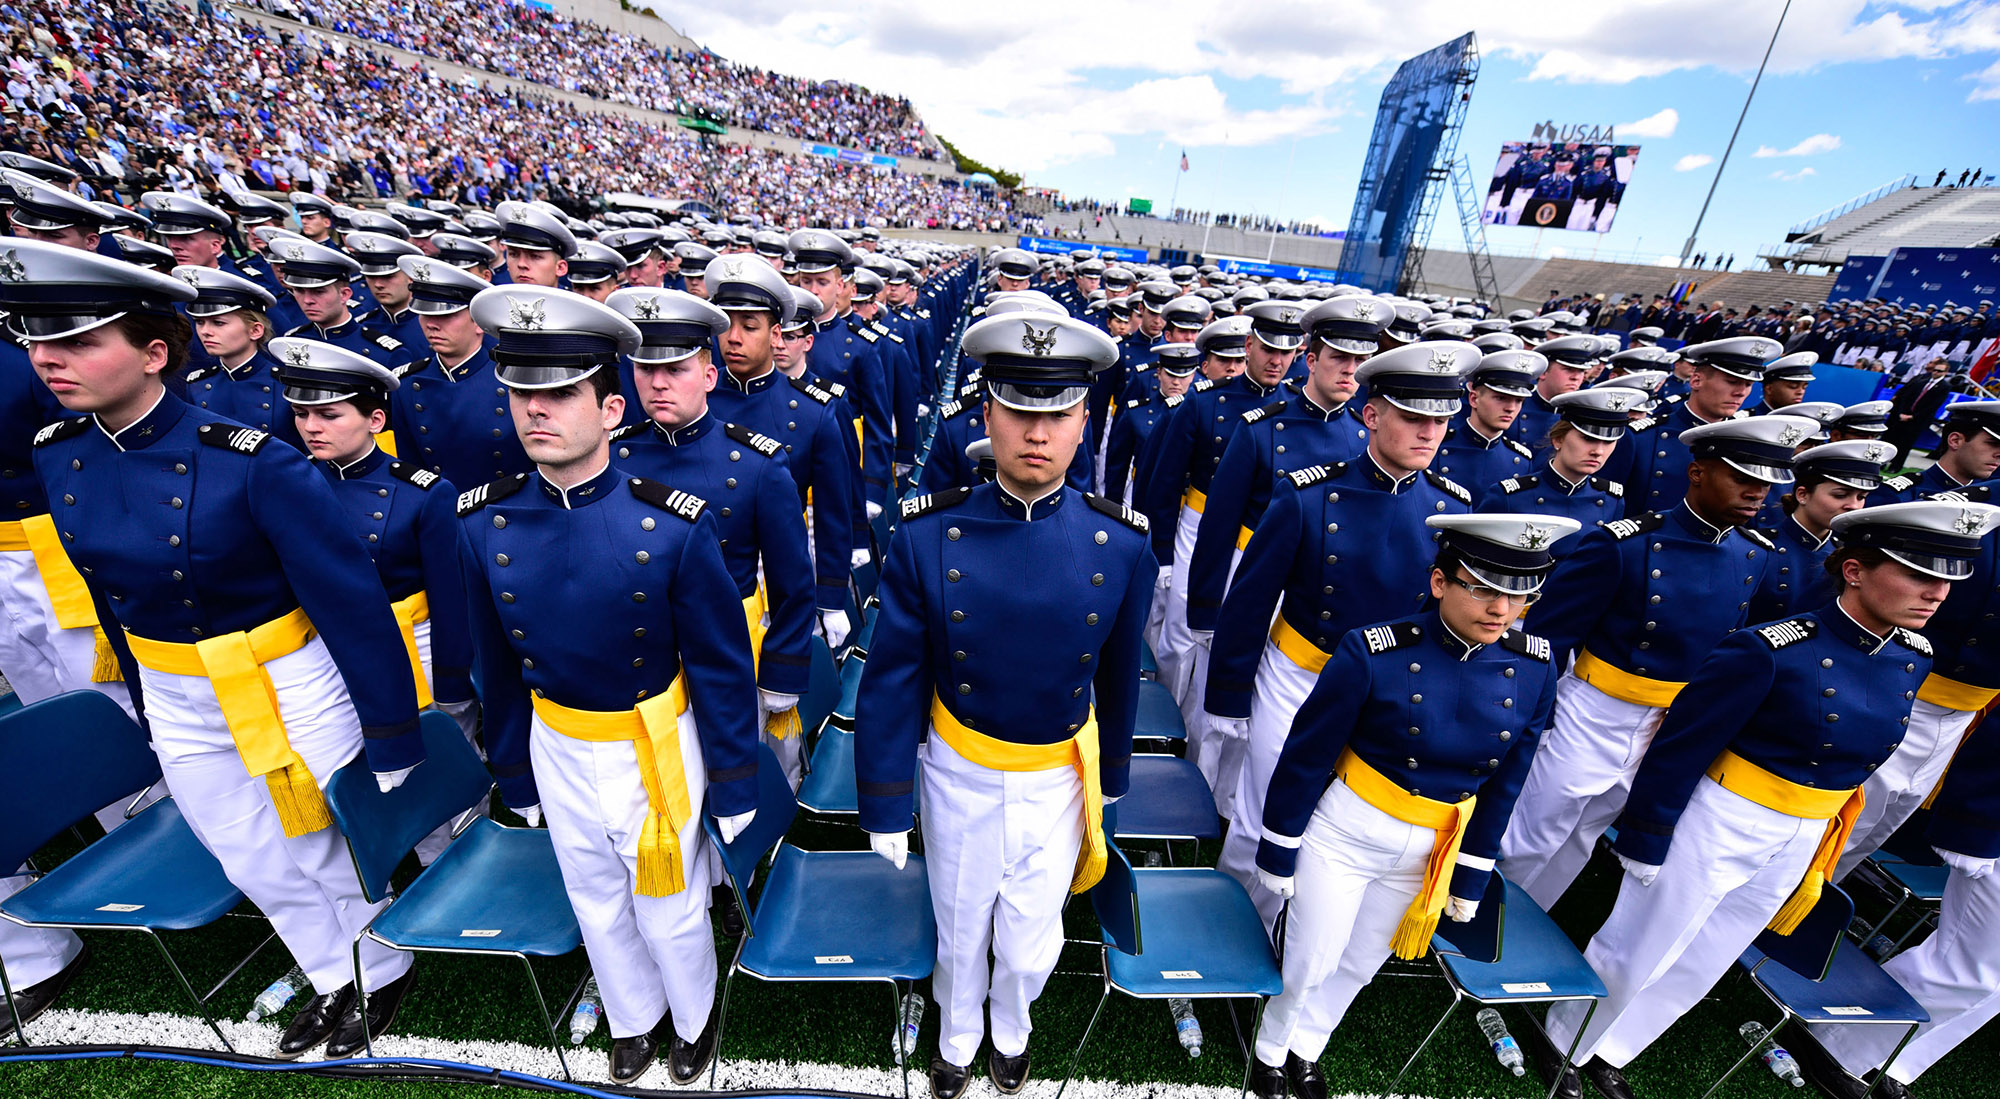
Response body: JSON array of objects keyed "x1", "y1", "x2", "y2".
[{"x1": 935, "y1": 135, "x2": 1021, "y2": 189}]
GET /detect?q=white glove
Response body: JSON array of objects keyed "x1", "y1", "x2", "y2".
[
  {"x1": 1217, "y1": 716, "x2": 1251, "y2": 742},
  {"x1": 1155, "y1": 564, "x2": 1173, "y2": 591},
  {"x1": 517, "y1": 803, "x2": 542, "y2": 828},
  {"x1": 850, "y1": 547, "x2": 873, "y2": 570},
  {"x1": 866, "y1": 501, "x2": 884, "y2": 521},
  {"x1": 717, "y1": 809, "x2": 756, "y2": 845},
  {"x1": 870, "y1": 829, "x2": 909, "y2": 870},
  {"x1": 1257, "y1": 867, "x2": 1295, "y2": 899},
  {"x1": 819, "y1": 608, "x2": 852, "y2": 649},
  {"x1": 375, "y1": 764, "x2": 416, "y2": 793},
  {"x1": 760, "y1": 690, "x2": 801, "y2": 715},
  {"x1": 917, "y1": 403, "x2": 932, "y2": 419},
  {"x1": 1936, "y1": 848, "x2": 1997, "y2": 880},
  {"x1": 437, "y1": 697, "x2": 481, "y2": 746},
  {"x1": 1615, "y1": 852, "x2": 1661, "y2": 886},
  {"x1": 1446, "y1": 896, "x2": 1479, "y2": 923},
  {"x1": 1190, "y1": 629, "x2": 1214, "y2": 649}
]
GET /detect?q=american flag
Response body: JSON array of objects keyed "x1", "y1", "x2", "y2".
[{"x1": 1179, "y1": 150, "x2": 1189, "y2": 172}]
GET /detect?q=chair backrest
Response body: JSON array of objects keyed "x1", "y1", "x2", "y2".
[
  {"x1": 327, "y1": 711, "x2": 495, "y2": 903},
  {"x1": 1433, "y1": 870, "x2": 1508, "y2": 964},
  {"x1": 829, "y1": 656, "x2": 866, "y2": 731},
  {"x1": 0, "y1": 691, "x2": 161, "y2": 870},
  {"x1": 797, "y1": 637, "x2": 840, "y2": 736},
  {"x1": 1754, "y1": 883, "x2": 1855, "y2": 982},
  {"x1": 1088, "y1": 839, "x2": 1142, "y2": 957},
  {"x1": 703, "y1": 743, "x2": 798, "y2": 934},
  {"x1": 852, "y1": 558, "x2": 880, "y2": 604}
]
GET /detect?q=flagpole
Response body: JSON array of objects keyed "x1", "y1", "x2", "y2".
[{"x1": 1168, "y1": 150, "x2": 1185, "y2": 224}]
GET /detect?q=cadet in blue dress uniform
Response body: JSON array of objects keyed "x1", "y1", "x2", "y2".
[
  {"x1": 495, "y1": 201, "x2": 577, "y2": 290},
  {"x1": 1205, "y1": 342, "x2": 1479, "y2": 927},
  {"x1": 1749, "y1": 441, "x2": 1886, "y2": 623},
  {"x1": 1498, "y1": 415, "x2": 1817, "y2": 909},
  {"x1": 389, "y1": 255, "x2": 532, "y2": 490},
  {"x1": 1435, "y1": 349, "x2": 1542, "y2": 505},
  {"x1": 791, "y1": 231, "x2": 896, "y2": 517},
  {"x1": 1248, "y1": 514, "x2": 1573, "y2": 1099},
  {"x1": 174, "y1": 265, "x2": 304, "y2": 451},
  {"x1": 1871, "y1": 401, "x2": 2000, "y2": 505},
  {"x1": 606, "y1": 287, "x2": 816, "y2": 783},
  {"x1": 856, "y1": 311, "x2": 1152, "y2": 1099},
  {"x1": 1612, "y1": 336, "x2": 1782, "y2": 516},
  {"x1": 1103, "y1": 343, "x2": 1198, "y2": 504},
  {"x1": 139, "y1": 191, "x2": 258, "y2": 380},
  {"x1": 272, "y1": 238, "x2": 420, "y2": 373},
  {"x1": 0, "y1": 168, "x2": 107, "y2": 253},
  {"x1": 1477, "y1": 387, "x2": 1634, "y2": 542},
  {"x1": 6, "y1": 240, "x2": 423, "y2": 1060},
  {"x1": 566, "y1": 242, "x2": 629, "y2": 305},
  {"x1": 1509, "y1": 334, "x2": 1597, "y2": 449},
  {"x1": 851, "y1": 268, "x2": 922, "y2": 482},
  {"x1": 1540, "y1": 502, "x2": 2000, "y2": 1099},
  {"x1": 344, "y1": 231, "x2": 429, "y2": 354},
  {"x1": 458, "y1": 285, "x2": 758, "y2": 1086},
  {"x1": 921, "y1": 298, "x2": 1092, "y2": 497},
  {"x1": 1748, "y1": 351, "x2": 1816, "y2": 416},
  {"x1": 1828, "y1": 399, "x2": 1892, "y2": 443},
  {"x1": 430, "y1": 232, "x2": 501, "y2": 281}
]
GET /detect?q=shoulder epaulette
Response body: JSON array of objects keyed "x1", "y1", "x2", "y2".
[
  {"x1": 196, "y1": 422, "x2": 271, "y2": 455},
  {"x1": 1123, "y1": 396, "x2": 1151, "y2": 410},
  {"x1": 1497, "y1": 474, "x2": 1538, "y2": 495},
  {"x1": 182, "y1": 365, "x2": 219, "y2": 383},
  {"x1": 1594, "y1": 476, "x2": 1625, "y2": 498},
  {"x1": 456, "y1": 473, "x2": 528, "y2": 516},
  {"x1": 1501, "y1": 630, "x2": 1552, "y2": 663},
  {"x1": 1895, "y1": 627, "x2": 1933, "y2": 656},
  {"x1": 1880, "y1": 474, "x2": 1915, "y2": 492},
  {"x1": 1086, "y1": 493, "x2": 1148, "y2": 533},
  {"x1": 1628, "y1": 414, "x2": 1662, "y2": 433},
  {"x1": 854, "y1": 326, "x2": 881, "y2": 343},
  {"x1": 1162, "y1": 393, "x2": 1186, "y2": 409},
  {"x1": 1192, "y1": 378, "x2": 1217, "y2": 393},
  {"x1": 941, "y1": 398, "x2": 976, "y2": 419},
  {"x1": 389, "y1": 360, "x2": 420, "y2": 378},
  {"x1": 1504, "y1": 436, "x2": 1534, "y2": 458},
  {"x1": 788, "y1": 375, "x2": 836, "y2": 405},
  {"x1": 369, "y1": 331, "x2": 403, "y2": 351},
  {"x1": 823, "y1": 378, "x2": 849, "y2": 400},
  {"x1": 1242, "y1": 401, "x2": 1286, "y2": 425},
  {"x1": 1753, "y1": 617, "x2": 1818, "y2": 650},
  {"x1": 899, "y1": 486, "x2": 973, "y2": 521},
  {"x1": 32, "y1": 417, "x2": 90, "y2": 448},
  {"x1": 388, "y1": 462, "x2": 441, "y2": 490},
  {"x1": 1661, "y1": 393, "x2": 1687, "y2": 406},
  {"x1": 1740, "y1": 527, "x2": 1776, "y2": 551},
  {"x1": 610, "y1": 421, "x2": 651, "y2": 443},
  {"x1": 1930, "y1": 486, "x2": 1993, "y2": 503},
  {"x1": 1288, "y1": 462, "x2": 1345, "y2": 489},
  {"x1": 1730, "y1": 410, "x2": 1751, "y2": 421},
  {"x1": 1425, "y1": 468, "x2": 1472, "y2": 504},
  {"x1": 1603, "y1": 512, "x2": 1666, "y2": 540},
  {"x1": 1357, "y1": 621, "x2": 1422, "y2": 655},
  {"x1": 724, "y1": 422, "x2": 781, "y2": 457},
  {"x1": 628, "y1": 477, "x2": 708, "y2": 522}
]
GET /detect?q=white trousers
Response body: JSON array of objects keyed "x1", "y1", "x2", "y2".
[
  {"x1": 1253, "y1": 779, "x2": 1430, "y2": 1065},
  {"x1": 919, "y1": 730, "x2": 1084, "y2": 1065},
  {"x1": 1813, "y1": 863, "x2": 2000, "y2": 1084},
  {"x1": 1183, "y1": 546, "x2": 1244, "y2": 809},
  {"x1": 1833, "y1": 700, "x2": 1976, "y2": 882},
  {"x1": 529, "y1": 709, "x2": 715, "y2": 1042},
  {"x1": 1155, "y1": 504, "x2": 1202, "y2": 708},
  {"x1": 1545, "y1": 779, "x2": 1823, "y2": 1067},
  {"x1": 1499, "y1": 673, "x2": 1666, "y2": 910},
  {"x1": 1218, "y1": 640, "x2": 1319, "y2": 933},
  {"x1": 142, "y1": 636, "x2": 410, "y2": 997},
  {"x1": 0, "y1": 870, "x2": 78, "y2": 992}
]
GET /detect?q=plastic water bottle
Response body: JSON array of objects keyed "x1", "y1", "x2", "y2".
[
  {"x1": 892, "y1": 991, "x2": 924, "y2": 1065},
  {"x1": 245, "y1": 965, "x2": 308, "y2": 1023},
  {"x1": 1739, "y1": 1022, "x2": 1806, "y2": 1088},
  {"x1": 568, "y1": 976, "x2": 602, "y2": 1045},
  {"x1": 1475, "y1": 1007, "x2": 1525, "y2": 1076},
  {"x1": 1169, "y1": 998, "x2": 1203, "y2": 1058},
  {"x1": 1864, "y1": 933, "x2": 1899, "y2": 961}
]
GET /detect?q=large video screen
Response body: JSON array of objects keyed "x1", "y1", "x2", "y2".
[{"x1": 1482, "y1": 141, "x2": 1640, "y2": 233}]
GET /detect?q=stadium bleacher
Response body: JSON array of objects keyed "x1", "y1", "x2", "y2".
[{"x1": 1764, "y1": 184, "x2": 2000, "y2": 269}]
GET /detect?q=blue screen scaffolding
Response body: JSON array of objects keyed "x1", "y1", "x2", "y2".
[{"x1": 1338, "y1": 33, "x2": 1480, "y2": 294}]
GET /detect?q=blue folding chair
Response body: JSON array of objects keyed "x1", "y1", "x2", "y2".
[
  {"x1": 1061, "y1": 843, "x2": 1282, "y2": 1098},
  {"x1": 794, "y1": 638, "x2": 841, "y2": 775},
  {"x1": 1852, "y1": 852, "x2": 1948, "y2": 952},
  {"x1": 1132, "y1": 680, "x2": 1186, "y2": 747},
  {"x1": 1708, "y1": 886, "x2": 1928, "y2": 1099},
  {"x1": 0, "y1": 692, "x2": 248, "y2": 1049},
  {"x1": 707, "y1": 745, "x2": 936, "y2": 1096},
  {"x1": 849, "y1": 604, "x2": 881, "y2": 662},
  {"x1": 1389, "y1": 875, "x2": 1607, "y2": 1098},
  {"x1": 1139, "y1": 640, "x2": 1159, "y2": 681},
  {"x1": 327, "y1": 711, "x2": 583, "y2": 1076},
  {"x1": 1112, "y1": 755, "x2": 1220, "y2": 858}
]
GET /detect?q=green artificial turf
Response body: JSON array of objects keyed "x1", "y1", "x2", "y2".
[{"x1": 3, "y1": 805, "x2": 1997, "y2": 1099}]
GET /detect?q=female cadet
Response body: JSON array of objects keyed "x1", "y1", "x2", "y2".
[
  {"x1": 1478, "y1": 387, "x2": 1638, "y2": 541},
  {"x1": 7, "y1": 239, "x2": 425, "y2": 1061}
]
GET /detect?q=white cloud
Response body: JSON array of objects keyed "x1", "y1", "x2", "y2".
[
  {"x1": 1674, "y1": 153, "x2": 1715, "y2": 172},
  {"x1": 1615, "y1": 108, "x2": 1680, "y2": 138},
  {"x1": 1972, "y1": 58, "x2": 2000, "y2": 101},
  {"x1": 1752, "y1": 134, "x2": 1843, "y2": 157},
  {"x1": 1770, "y1": 167, "x2": 1819, "y2": 182}
]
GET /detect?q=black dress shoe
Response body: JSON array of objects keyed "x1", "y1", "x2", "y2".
[
  {"x1": 989, "y1": 1049, "x2": 1031, "y2": 1094},
  {"x1": 1789, "y1": 1029, "x2": 1871, "y2": 1099},
  {"x1": 668, "y1": 1013, "x2": 717, "y2": 1085},
  {"x1": 1520, "y1": 1023, "x2": 1584, "y2": 1099},
  {"x1": 609, "y1": 1012, "x2": 673, "y2": 1085},
  {"x1": 930, "y1": 1057, "x2": 972, "y2": 1099},
  {"x1": 1284, "y1": 1053, "x2": 1328, "y2": 1099},
  {"x1": 1250, "y1": 1059, "x2": 1287, "y2": 1099},
  {"x1": 275, "y1": 983, "x2": 355, "y2": 1061},
  {"x1": 1579, "y1": 1057, "x2": 1636, "y2": 1099},
  {"x1": 1863, "y1": 1070, "x2": 1913, "y2": 1099},
  {"x1": 326, "y1": 963, "x2": 417, "y2": 1059},
  {"x1": 714, "y1": 884, "x2": 745, "y2": 937},
  {"x1": 0, "y1": 941, "x2": 87, "y2": 1039}
]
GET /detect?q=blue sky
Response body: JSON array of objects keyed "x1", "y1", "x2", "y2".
[{"x1": 659, "y1": 0, "x2": 2000, "y2": 267}]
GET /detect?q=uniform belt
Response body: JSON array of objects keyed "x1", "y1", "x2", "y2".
[
  {"x1": 390, "y1": 591, "x2": 432, "y2": 710},
  {"x1": 928, "y1": 693, "x2": 1107, "y2": 894},
  {"x1": 532, "y1": 675, "x2": 694, "y2": 897},
  {"x1": 1573, "y1": 649, "x2": 1687, "y2": 708},
  {"x1": 2, "y1": 516, "x2": 121, "y2": 683},
  {"x1": 1704, "y1": 749, "x2": 1863, "y2": 936},
  {"x1": 1182, "y1": 487, "x2": 1206, "y2": 514},
  {"x1": 1271, "y1": 615, "x2": 1332, "y2": 675},
  {"x1": 125, "y1": 607, "x2": 329, "y2": 837},
  {"x1": 742, "y1": 582, "x2": 801, "y2": 741},
  {"x1": 1915, "y1": 672, "x2": 2000, "y2": 714},
  {"x1": 1335, "y1": 749, "x2": 1474, "y2": 961}
]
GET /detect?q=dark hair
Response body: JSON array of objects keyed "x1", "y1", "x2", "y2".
[
  {"x1": 338, "y1": 392, "x2": 388, "y2": 418},
  {"x1": 109, "y1": 311, "x2": 191, "y2": 376},
  {"x1": 1824, "y1": 544, "x2": 1892, "y2": 583},
  {"x1": 585, "y1": 363, "x2": 620, "y2": 406}
]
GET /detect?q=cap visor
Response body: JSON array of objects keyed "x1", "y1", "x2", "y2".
[
  {"x1": 1318, "y1": 337, "x2": 1377, "y2": 356},
  {"x1": 1885, "y1": 548, "x2": 1976, "y2": 581},
  {"x1": 1721, "y1": 456, "x2": 1795, "y2": 485},
  {"x1": 495, "y1": 363, "x2": 605, "y2": 390},
  {"x1": 1382, "y1": 395, "x2": 1462, "y2": 418},
  {"x1": 988, "y1": 382, "x2": 1089, "y2": 412},
  {"x1": 8, "y1": 311, "x2": 127, "y2": 341}
]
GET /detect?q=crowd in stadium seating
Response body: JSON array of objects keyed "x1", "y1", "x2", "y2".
[{"x1": 251, "y1": 0, "x2": 946, "y2": 160}]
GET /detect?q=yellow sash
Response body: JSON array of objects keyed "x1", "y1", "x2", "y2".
[
  {"x1": 390, "y1": 591, "x2": 432, "y2": 710},
  {"x1": 1335, "y1": 749, "x2": 1474, "y2": 960},
  {"x1": 1271, "y1": 615, "x2": 1332, "y2": 675},
  {"x1": 124, "y1": 607, "x2": 328, "y2": 837},
  {"x1": 742, "y1": 582, "x2": 800, "y2": 740},
  {"x1": 1916, "y1": 673, "x2": 2000, "y2": 714},
  {"x1": 1705, "y1": 750, "x2": 1864, "y2": 936},
  {"x1": 1574, "y1": 649, "x2": 1687, "y2": 709},
  {"x1": 1, "y1": 517, "x2": 121, "y2": 682},
  {"x1": 928, "y1": 694, "x2": 1107, "y2": 894},
  {"x1": 1235, "y1": 525, "x2": 1255, "y2": 551},
  {"x1": 533, "y1": 676, "x2": 694, "y2": 897},
  {"x1": 375, "y1": 429, "x2": 398, "y2": 458},
  {"x1": 1183, "y1": 487, "x2": 1207, "y2": 514}
]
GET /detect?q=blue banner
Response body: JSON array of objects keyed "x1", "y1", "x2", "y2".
[
  {"x1": 1015, "y1": 236, "x2": 1148, "y2": 263},
  {"x1": 1829, "y1": 255, "x2": 1891, "y2": 302},
  {"x1": 801, "y1": 143, "x2": 899, "y2": 169},
  {"x1": 1871, "y1": 247, "x2": 2000, "y2": 311},
  {"x1": 1212, "y1": 257, "x2": 1344, "y2": 283}
]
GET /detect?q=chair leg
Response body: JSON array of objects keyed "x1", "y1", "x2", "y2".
[
  {"x1": 1553, "y1": 1000, "x2": 1597, "y2": 1099},
  {"x1": 1389, "y1": 983, "x2": 1462, "y2": 1095},
  {"x1": 1239, "y1": 1000, "x2": 1268, "y2": 1099},
  {"x1": 352, "y1": 933, "x2": 372, "y2": 1060},
  {"x1": 143, "y1": 928, "x2": 233, "y2": 1053},
  {"x1": 200, "y1": 929, "x2": 280, "y2": 1004},
  {"x1": 890, "y1": 980, "x2": 911, "y2": 1099},
  {"x1": 516, "y1": 953, "x2": 572, "y2": 1083},
  {"x1": 1697, "y1": 1008, "x2": 1784, "y2": 1099},
  {"x1": 0, "y1": 943, "x2": 27, "y2": 1046},
  {"x1": 1860, "y1": 1021, "x2": 1924, "y2": 1099},
  {"x1": 1054, "y1": 974, "x2": 1111, "y2": 1099},
  {"x1": 708, "y1": 961, "x2": 739, "y2": 1090}
]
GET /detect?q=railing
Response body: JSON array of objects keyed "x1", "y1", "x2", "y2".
[
  {"x1": 1756, "y1": 241, "x2": 1850, "y2": 267},
  {"x1": 1784, "y1": 175, "x2": 1918, "y2": 237}
]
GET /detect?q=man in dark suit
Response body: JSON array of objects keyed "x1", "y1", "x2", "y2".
[{"x1": 1885, "y1": 357, "x2": 1958, "y2": 467}]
